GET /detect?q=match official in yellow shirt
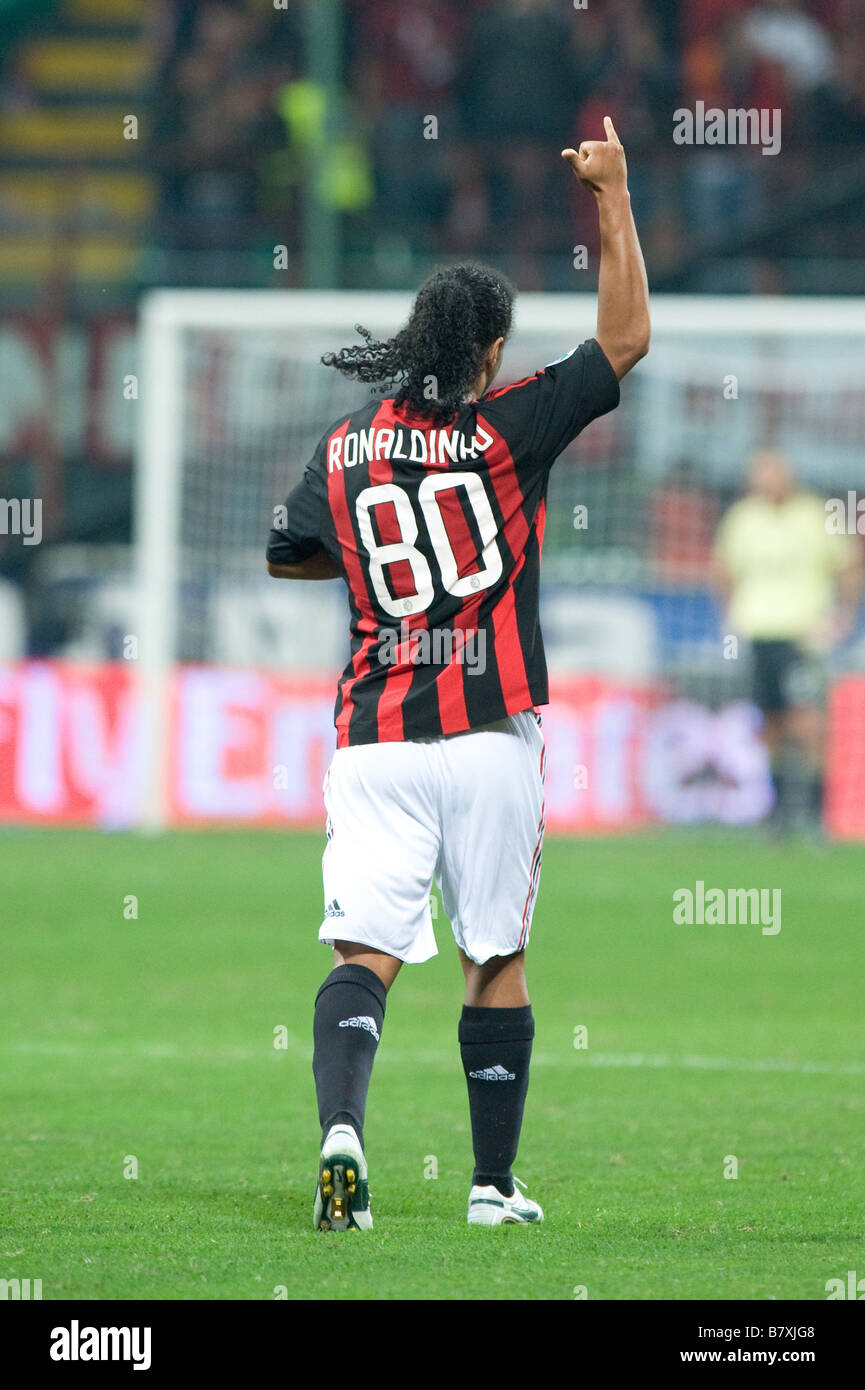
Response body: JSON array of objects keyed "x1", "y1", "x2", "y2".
[{"x1": 713, "y1": 450, "x2": 862, "y2": 831}]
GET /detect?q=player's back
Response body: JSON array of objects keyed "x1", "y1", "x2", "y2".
[{"x1": 268, "y1": 338, "x2": 620, "y2": 746}]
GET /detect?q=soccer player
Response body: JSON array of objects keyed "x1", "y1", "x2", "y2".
[
  {"x1": 713, "y1": 450, "x2": 862, "y2": 833},
  {"x1": 267, "y1": 118, "x2": 649, "y2": 1229}
]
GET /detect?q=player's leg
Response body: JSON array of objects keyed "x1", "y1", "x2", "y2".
[
  {"x1": 437, "y1": 712, "x2": 545, "y2": 1224},
  {"x1": 762, "y1": 709, "x2": 787, "y2": 828},
  {"x1": 755, "y1": 642, "x2": 826, "y2": 833},
  {"x1": 781, "y1": 649, "x2": 827, "y2": 830},
  {"x1": 456, "y1": 947, "x2": 537, "y2": 1219},
  {"x1": 312, "y1": 740, "x2": 440, "y2": 1230},
  {"x1": 332, "y1": 940, "x2": 403, "y2": 987},
  {"x1": 460, "y1": 946, "x2": 529, "y2": 1007},
  {"x1": 785, "y1": 700, "x2": 826, "y2": 828},
  {"x1": 313, "y1": 941, "x2": 401, "y2": 1154},
  {"x1": 458, "y1": 946, "x2": 538, "y2": 1219},
  {"x1": 751, "y1": 641, "x2": 791, "y2": 831},
  {"x1": 312, "y1": 941, "x2": 401, "y2": 1232}
]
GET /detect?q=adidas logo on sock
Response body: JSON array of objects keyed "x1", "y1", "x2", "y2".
[
  {"x1": 324, "y1": 899, "x2": 345, "y2": 918},
  {"x1": 338, "y1": 1015, "x2": 380, "y2": 1041},
  {"x1": 468, "y1": 1064, "x2": 515, "y2": 1081}
]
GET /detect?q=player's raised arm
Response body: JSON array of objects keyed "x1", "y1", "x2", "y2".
[{"x1": 562, "y1": 117, "x2": 650, "y2": 380}]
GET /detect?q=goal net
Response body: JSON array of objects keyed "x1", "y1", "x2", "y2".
[{"x1": 134, "y1": 292, "x2": 865, "y2": 834}]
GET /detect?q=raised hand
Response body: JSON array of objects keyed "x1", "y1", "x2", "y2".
[{"x1": 561, "y1": 116, "x2": 628, "y2": 197}]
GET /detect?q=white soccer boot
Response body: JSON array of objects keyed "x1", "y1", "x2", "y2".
[
  {"x1": 467, "y1": 1175, "x2": 543, "y2": 1226},
  {"x1": 313, "y1": 1123, "x2": 372, "y2": 1231}
]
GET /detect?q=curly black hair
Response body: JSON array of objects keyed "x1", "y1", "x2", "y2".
[{"x1": 321, "y1": 262, "x2": 515, "y2": 428}]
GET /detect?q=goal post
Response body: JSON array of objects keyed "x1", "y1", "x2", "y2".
[{"x1": 134, "y1": 290, "x2": 865, "y2": 831}]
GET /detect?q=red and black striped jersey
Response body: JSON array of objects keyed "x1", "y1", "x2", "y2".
[{"x1": 267, "y1": 337, "x2": 620, "y2": 747}]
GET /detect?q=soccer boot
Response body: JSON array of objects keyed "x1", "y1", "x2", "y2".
[
  {"x1": 313, "y1": 1122, "x2": 372, "y2": 1231},
  {"x1": 467, "y1": 1175, "x2": 543, "y2": 1226}
]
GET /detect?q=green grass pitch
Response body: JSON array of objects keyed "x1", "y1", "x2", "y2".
[{"x1": 2, "y1": 827, "x2": 864, "y2": 1301}]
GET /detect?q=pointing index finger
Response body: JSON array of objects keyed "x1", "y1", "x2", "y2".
[{"x1": 604, "y1": 115, "x2": 621, "y2": 145}]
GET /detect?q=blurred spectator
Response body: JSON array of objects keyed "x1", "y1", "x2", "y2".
[
  {"x1": 571, "y1": 1, "x2": 678, "y2": 259},
  {"x1": 741, "y1": 0, "x2": 836, "y2": 93},
  {"x1": 652, "y1": 460, "x2": 720, "y2": 584},
  {"x1": 351, "y1": 0, "x2": 465, "y2": 252},
  {"x1": 135, "y1": 0, "x2": 865, "y2": 286},
  {"x1": 151, "y1": 1, "x2": 295, "y2": 256},
  {"x1": 453, "y1": 0, "x2": 579, "y2": 265}
]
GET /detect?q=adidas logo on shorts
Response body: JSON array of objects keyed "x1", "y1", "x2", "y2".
[
  {"x1": 324, "y1": 898, "x2": 345, "y2": 918},
  {"x1": 338, "y1": 1015, "x2": 380, "y2": 1041},
  {"x1": 468, "y1": 1064, "x2": 515, "y2": 1081}
]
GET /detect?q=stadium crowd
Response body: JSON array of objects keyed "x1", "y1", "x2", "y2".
[{"x1": 147, "y1": 0, "x2": 865, "y2": 289}]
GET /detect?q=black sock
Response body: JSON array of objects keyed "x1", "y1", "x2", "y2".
[
  {"x1": 313, "y1": 964, "x2": 386, "y2": 1151},
  {"x1": 459, "y1": 1003, "x2": 534, "y2": 1199}
]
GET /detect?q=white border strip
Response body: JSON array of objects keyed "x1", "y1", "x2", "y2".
[{"x1": 140, "y1": 289, "x2": 865, "y2": 337}]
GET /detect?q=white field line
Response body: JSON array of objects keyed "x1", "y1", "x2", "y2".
[{"x1": 4, "y1": 1041, "x2": 865, "y2": 1076}]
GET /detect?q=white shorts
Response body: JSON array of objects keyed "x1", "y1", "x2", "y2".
[{"x1": 319, "y1": 710, "x2": 546, "y2": 965}]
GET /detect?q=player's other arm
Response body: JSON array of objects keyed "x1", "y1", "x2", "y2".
[
  {"x1": 266, "y1": 471, "x2": 341, "y2": 581},
  {"x1": 267, "y1": 552, "x2": 340, "y2": 581},
  {"x1": 562, "y1": 118, "x2": 650, "y2": 381}
]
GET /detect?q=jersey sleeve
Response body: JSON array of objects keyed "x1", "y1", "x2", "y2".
[
  {"x1": 266, "y1": 467, "x2": 324, "y2": 565},
  {"x1": 480, "y1": 337, "x2": 620, "y2": 469}
]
